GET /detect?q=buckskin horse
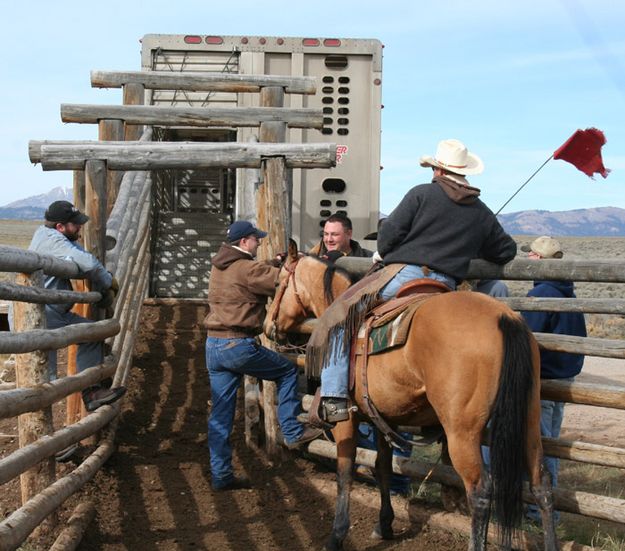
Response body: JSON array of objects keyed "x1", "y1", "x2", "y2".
[{"x1": 264, "y1": 244, "x2": 559, "y2": 551}]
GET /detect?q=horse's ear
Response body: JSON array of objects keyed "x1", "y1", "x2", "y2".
[{"x1": 287, "y1": 238, "x2": 299, "y2": 261}]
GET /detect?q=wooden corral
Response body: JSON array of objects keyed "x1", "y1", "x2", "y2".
[{"x1": 0, "y1": 67, "x2": 334, "y2": 549}]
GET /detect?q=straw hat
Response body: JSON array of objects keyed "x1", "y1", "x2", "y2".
[{"x1": 419, "y1": 139, "x2": 484, "y2": 176}]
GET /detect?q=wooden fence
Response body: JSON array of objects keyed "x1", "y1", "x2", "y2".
[
  {"x1": 0, "y1": 66, "x2": 335, "y2": 549},
  {"x1": 271, "y1": 255, "x2": 625, "y2": 544}
]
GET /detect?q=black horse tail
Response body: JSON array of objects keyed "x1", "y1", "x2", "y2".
[{"x1": 489, "y1": 314, "x2": 535, "y2": 549}]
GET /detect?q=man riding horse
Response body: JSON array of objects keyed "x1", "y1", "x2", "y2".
[{"x1": 309, "y1": 138, "x2": 518, "y2": 427}]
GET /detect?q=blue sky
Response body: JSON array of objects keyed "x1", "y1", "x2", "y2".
[{"x1": 1, "y1": 0, "x2": 623, "y2": 215}]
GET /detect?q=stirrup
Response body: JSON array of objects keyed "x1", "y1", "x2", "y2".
[{"x1": 322, "y1": 398, "x2": 350, "y2": 423}]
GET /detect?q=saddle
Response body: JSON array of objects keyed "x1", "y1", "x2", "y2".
[
  {"x1": 349, "y1": 278, "x2": 450, "y2": 450},
  {"x1": 350, "y1": 278, "x2": 450, "y2": 360}
]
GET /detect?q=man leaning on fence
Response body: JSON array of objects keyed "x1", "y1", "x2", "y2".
[
  {"x1": 203, "y1": 220, "x2": 322, "y2": 491},
  {"x1": 29, "y1": 201, "x2": 126, "y2": 413},
  {"x1": 521, "y1": 236, "x2": 587, "y2": 523}
]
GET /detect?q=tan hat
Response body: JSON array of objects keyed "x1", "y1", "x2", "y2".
[
  {"x1": 521, "y1": 236, "x2": 563, "y2": 259},
  {"x1": 419, "y1": 138, "x2": 484, "y2": 176}
]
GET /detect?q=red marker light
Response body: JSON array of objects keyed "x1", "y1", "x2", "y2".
[
  {"x1": 323, "y1": 39, "x2": 341, "y2": 47},
  {"x1": 184, "y1": 35, "x2": 202, "y2": 44},
  {"x1": 303, "y1": 38, "x2": 320, "y2": 46},
  {"x1": 205, "y1": 36, "x2": 224, "y2": 44}
]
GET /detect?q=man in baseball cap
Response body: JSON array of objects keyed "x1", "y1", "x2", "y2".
[
  {"x1": 45, "y1": 200, "x2": 90, "y2": 225},
  {"x1": 226, "y1": 220, "x2": 267, "y2": 242},
  {"x1": 520, "y1": 235, "x2": 585, "y2": 524},
  {"x1": 29, "y1": 201, "x2": 125, "y2": 428}
]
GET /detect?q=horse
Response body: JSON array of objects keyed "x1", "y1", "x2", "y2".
[{"x1": 264, "y1": 245, "x2": 559, "y2": 551}]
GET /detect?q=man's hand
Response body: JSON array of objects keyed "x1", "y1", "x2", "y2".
[
  {"x1": 109, "y1": 276, "x2": 120, "y2": 297},
  {"x1": 96, "y1": 289, "x2": 115, "y2": 309}
]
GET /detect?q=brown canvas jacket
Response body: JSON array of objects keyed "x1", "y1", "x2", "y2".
[{"x1": 203, "y1": 243, "x2": 279, "y2": 337}]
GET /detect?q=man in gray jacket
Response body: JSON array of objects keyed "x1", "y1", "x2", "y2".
[{"x1": 29, "y1": 201, "x2": 125, "y2": 412}]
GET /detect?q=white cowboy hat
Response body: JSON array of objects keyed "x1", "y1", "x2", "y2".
[{"x1": 419, "y1": 139, "x2": 484, "y2": 176}]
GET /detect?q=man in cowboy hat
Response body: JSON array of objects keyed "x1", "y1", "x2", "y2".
[
  {"x1": 316, "y1": 139, "x2": 517, "y2": 426},
  {"x1": 520, "y1": 236, "x2": 586, "y2": 523},
  {"x1": 203, "y1": 220, "x2": 322, "y2": 490},
  {"x1": 28, "y1": 201, "x2": 126, "y2": 413}
]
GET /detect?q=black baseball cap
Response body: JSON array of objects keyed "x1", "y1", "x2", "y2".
[{"x1": 45, "y1": 201, "x2": 89, "y2": 224}]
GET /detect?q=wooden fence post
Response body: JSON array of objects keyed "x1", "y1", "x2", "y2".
[
  {"x1": 122, "y1": 83, "x2": 145, "y2": 141},
  {"x1": 257, "y1": 86, "x2": 289, "y2": 458},
  {"x1": 67, "y1": 172, "x2": 88, "y2": 426},
  {"x1": 98, "y1": 119, "x2": 124, "y2": 216},
  {"x1": 13, "y1": 270, "x2": 56, "y2": 530}
]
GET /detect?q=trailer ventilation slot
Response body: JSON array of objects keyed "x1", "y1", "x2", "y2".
[
  {"x1": 322, "y1": 178, "x2": 346, "y2": 193},
  {"x1": 325, "y1": 55, "x2": 348, "y2": 69}
]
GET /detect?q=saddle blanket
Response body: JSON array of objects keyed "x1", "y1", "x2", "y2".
[{"x1": 353, "y1": 293, "x2": 434, "y2": 356}]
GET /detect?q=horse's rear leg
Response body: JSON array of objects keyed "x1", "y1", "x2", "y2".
[
  {"x1": 326, "y1": 418, "x2": 358, "y2": 551},
  {"x1": 446, "y1": 432, "x2": 490, "y2": 551},
  {"x1": 372, "y1": 437, "x2": 395, "y2": 540}
]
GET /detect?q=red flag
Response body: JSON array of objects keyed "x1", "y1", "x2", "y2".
[{"x1": 553, "y1": 128, "x2": 610, "y2": 178}]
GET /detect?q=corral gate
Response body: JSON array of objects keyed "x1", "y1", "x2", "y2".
[{"x1": 141, "y1": 34, "x2": 383, "y2": 297}]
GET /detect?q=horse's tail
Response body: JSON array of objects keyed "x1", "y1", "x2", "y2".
[{"x1": 489, "y1": 314, "x2": 535, "y2": 549}]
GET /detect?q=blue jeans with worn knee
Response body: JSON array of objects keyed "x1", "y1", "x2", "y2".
[
  {"x1": 46, "y1": 306, "x2": 103, "y2": 381},
  {"x1": 321, "y1": 265, "x2": 456, "y2": 398},
  {"x1": 205, "y1": 336, "x2": 304, "y2": 488}
]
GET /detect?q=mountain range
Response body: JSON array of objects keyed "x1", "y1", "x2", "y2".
[
  {"x1": 0, "y1": 187, "x2": 72, "y2": 221},
  {"x1": 0, "y1": 187, "x2": 623, "y2": 236}
]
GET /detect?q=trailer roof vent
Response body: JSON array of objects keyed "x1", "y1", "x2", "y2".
[{"x1": 325, "y1": 55, "x2": 348, "y2": 69}]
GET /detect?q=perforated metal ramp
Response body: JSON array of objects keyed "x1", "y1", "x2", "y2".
[{"x1": 151, "y1": 212, "x2": 229, "y2": 298}]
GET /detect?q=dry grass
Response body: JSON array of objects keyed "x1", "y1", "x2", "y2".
[
  {"x1": 0, "y1": 219, "x2": 39, "y2": 248},
  {"x1": 0, "y1": 219, "x2": 40, "y2": 284}
]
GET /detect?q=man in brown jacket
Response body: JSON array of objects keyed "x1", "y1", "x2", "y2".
[{"x1": 204, "y1": 220, "x2": 322, "y2": 491}]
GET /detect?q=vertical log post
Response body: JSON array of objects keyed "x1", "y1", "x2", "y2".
[
  {"x1": 13, "y1": 270, "x2": 56, "y2": 530},
  {"x1": 122, "y1": 83, "x2": 145, "y2": 141},
  {"x1": 257, "y1": 86, "x2": 289, "y2": 458},
  {"x1": 84, "y1": 159, "x2": 107, "y2": 263},
  {"x1": 98, "y1": 119, "x2": 124, "y2": 216},
  {"x1": 67, "y1": 171, "x2": 87, "y2": 425}
]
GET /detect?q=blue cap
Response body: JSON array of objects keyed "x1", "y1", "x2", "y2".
[{"x1": 227, "y1": 220, "x2": 268, "y2": 242}]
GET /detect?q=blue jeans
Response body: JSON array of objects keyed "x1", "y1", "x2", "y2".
[
  {"x1": 358, "y1": 423, "x2": 412, "y2": 495},
  {"x1": 205, "y1": 336, "x2": 304, "y2": 488},
  {"x1": 321, "y1": 265, "x2": 456, "y2": 398},
  {"x1": 526, "y1": 391, "x2": 569, "y2": 522},
  {"x1": 46, "y1": 306, "x2": 103, "y2": 381}
]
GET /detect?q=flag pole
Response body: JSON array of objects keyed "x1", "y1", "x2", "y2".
[{"x1": 495, "y1": 155, "x2": 554, "y2": 215}]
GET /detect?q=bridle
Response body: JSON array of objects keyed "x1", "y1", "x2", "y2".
[{"x1": 269, "y1": 257, "x2": 308, "y2": 340}]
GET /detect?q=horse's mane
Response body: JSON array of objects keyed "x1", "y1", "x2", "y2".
[{"x1": 304, "y1": 255, "x2": 353, "y2": 306}]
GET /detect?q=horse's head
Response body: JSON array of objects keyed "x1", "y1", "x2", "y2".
[{"x1": 264, "y1": 239, "x2": 352, "y2": 343}]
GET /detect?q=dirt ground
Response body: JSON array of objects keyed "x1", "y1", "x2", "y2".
[
  {"x1": 1, "y1": 302, "x2": 623, "y2": 550},
  {"x1": 75, "y1": 303, "x2": 470, "y2": 551}
]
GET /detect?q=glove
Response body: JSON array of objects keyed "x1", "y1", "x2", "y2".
[
  {"x1": 109, "y1": 276, "x2": 120, "y2": 298},
  {"x1": 372, "y1": 251, "x2": 383, "y2": 264},
  {"x1": 96, "y1": 289, "x2": 115, "y2": 309}
]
